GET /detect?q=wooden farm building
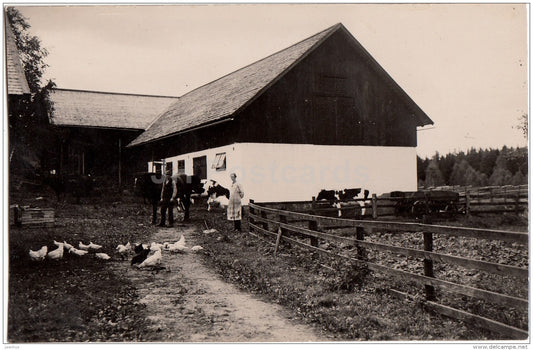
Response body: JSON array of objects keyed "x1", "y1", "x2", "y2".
[
  {"x1": 128, "y1": 23, "x2": 433, "y2": 202},
  {"x1": 5, "y1": 14, "x2": 30, "y2": 97},
  {"x1": 48, "y1": 88, "x2": 177, "y2": 186}
]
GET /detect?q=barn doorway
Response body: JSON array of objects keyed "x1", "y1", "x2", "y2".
[{"x1": 193, "y1": 156, "x2": 207, "y2": 180}]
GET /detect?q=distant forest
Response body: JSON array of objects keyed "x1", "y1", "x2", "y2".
[{"x1": 417, "y1": 146, "x2": 528, "y2": 187}]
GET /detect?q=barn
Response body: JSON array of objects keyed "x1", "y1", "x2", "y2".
[
  {"x1": 48, "y1": 88, "x2": 177, "y2": 186},
  {"x1": 127, "y1": 22, "x2": 434, "y2": 202}
]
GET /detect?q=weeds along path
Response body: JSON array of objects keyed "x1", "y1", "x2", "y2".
[{"x1": 111, "y1": 225, "x2": 325, "y2": 342}]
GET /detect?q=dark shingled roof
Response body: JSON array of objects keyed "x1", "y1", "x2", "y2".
[
  {"x1": 128, "y1": 24, "x2": 341, "y2": 147},
  {"x1": 49, "y1": 88, "x2": 178, "y2": 130},
  {"x1": 5, "y1": 16, "x2": 30, "y2": 95},
  {"x1": 129, "y1": 23, "x2": 433, "y2": 147}
]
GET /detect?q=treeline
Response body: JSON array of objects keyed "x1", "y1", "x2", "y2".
[{"x1": 417, "y1": 146, "x2": 528, "y2": 187}]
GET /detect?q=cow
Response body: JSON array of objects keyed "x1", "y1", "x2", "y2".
[
  {"x1": 316, "y1": 188, "x2": 372, "y2": 218},
  {"x1": 206, "y1": 181, "x2": 230, "y2": 211},
  {"x1": 133, "y1": 172, "x2": 205, "y2": 224},
  {"x1": 337, "y1": 188, "x2": 371, "y2": 217},
  {"x1": 316, "y1": 189, "x2": 338, "y2": 202}
]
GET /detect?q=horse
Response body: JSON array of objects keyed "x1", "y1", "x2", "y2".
[{"x1": 134, "y1": 172, "x2": 205, "y2": 223}]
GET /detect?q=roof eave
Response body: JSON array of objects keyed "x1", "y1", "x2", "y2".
[{"x1": 126, "y1": 116, "x2": 235, "y2": 148}]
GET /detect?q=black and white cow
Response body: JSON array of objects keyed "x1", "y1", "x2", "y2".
[
  {"x1": 315, "y1": 188, "x2": 371, "y2": 217},
  {"x1": 206, "y1": 180, "x2": 230, "y2": 211},
  {"x1": 337, "y1": 188, "x2": 371, "y2": 217}
]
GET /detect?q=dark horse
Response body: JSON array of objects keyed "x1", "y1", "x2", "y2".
[{"x1": 134, "y1": 172, "x2": 205, "y2": 224}]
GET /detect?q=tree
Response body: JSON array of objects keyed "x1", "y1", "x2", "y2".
[
  {"x1": 424, "y1": 159, "x2": 445, "y2": 187},
  {"x1": 489, "y1": 154, "x2": 513, "y2": 186},
  {"x1": 515, "y1": 113, "x2": 528, "y2": 139},
  {"x1": 6, "y1": 7, "x2": 49, "y2": 93},
  {"x1": 7, "y1": 7, "x2": 56, "y2": 175}
]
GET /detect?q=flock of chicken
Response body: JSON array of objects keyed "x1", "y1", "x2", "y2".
[
  {"x1": 28, "y1": 234, "x2": 204, "y2": 270},
  {"x1": 28, "y1": 240, "x2": 109, "y2": 262}
]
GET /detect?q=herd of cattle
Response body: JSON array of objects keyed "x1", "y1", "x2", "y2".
[{"x1": 37, "y1": 171, "x2": 460, "y2": 221}]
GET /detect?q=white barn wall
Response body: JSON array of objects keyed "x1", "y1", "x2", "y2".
[
  {"x1": 151, "y1": 143, "x2": 416, "y2": 203},
  {"x1": 234, "y1": 143, "x2": 417, "y2": 203},
  {"x1": 163, "y1": 144, "x2": 237, "y2": 186}
]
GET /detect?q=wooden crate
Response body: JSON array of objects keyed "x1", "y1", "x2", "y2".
[{"x1": 12, "y1": 206, "x2": 55, "y2": 227}]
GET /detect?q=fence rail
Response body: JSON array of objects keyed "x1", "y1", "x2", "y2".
[
  {"x1": 247, "y1": 200, "x2": 528, "y2": 339},
  {"x1": 298, "y1": 185, "x2": 528, "y2": 219}
]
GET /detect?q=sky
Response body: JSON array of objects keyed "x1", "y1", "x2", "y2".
[{"x1": 10, "y1": 2, "x2": 529, "y2": 158}]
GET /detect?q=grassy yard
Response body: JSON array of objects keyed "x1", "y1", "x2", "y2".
[{"x1": 7, "y1": 190, "x2": 529, "y2": 342}]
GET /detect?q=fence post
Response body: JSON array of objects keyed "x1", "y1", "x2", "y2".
[
  {"x1": 309, "y1": 197, "x2": 319, "y2": 247},
  {"x1": 372, "y1": 194, "x2": 378, "y2": 219},
  {"x1": 422, "y1": 215, "x2": 435, "y2": 301},
  {"x1": 465, "y1": 189, "x2": 471, "y2": 216},
  {"x1": 261, "y1": 209, "x2": 269, "y2": 231},
  {"x1": 356, "y1": 226, "x2": 366, "y2": 260},
  {"x1": 249, "y1": 199, "x2": 255, "y2": 230}
]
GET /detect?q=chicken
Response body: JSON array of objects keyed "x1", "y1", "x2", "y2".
[
  {"x1": 167, "y1": 236, "x2": 187, "y2": 253},
  {"x1": 150, "y1": 242, "x2": 163, "y2": 252},
  {"x1": 29, "y1": 246, "x2": 48, "y2": 261},
  {"x1": 47, "y1": 243, "x2": 64, "y2": 260},
  {"x1": 88, "y1": 242, "x2": 102, "y2": 250},
  {"x1": 138, "y1": 249, "x2": 162, "y2": 268},
  {"x1": 131, "y1": 248, "x2": 150, "y2": 266},
  {"x1": 53, "y1": 240, "x2": 63, "y2": 247},
  {"x1": 68, "y1": 247, "x2": 88, "y2": 256},
  {"x1": 79, "y1": 242, "x2": 91, "y2": 250},
  {"x1": 133, "y1": 243, "x2": 149, "y2": 254},
  {"x1": 95, "y1": 253, "x2": 111, "y2": 260},
  {"x1": 190, "y1": 245, "x2": 204, "y2": 252},
  {"x1": 116, "y1": 243, "x2": 131, "y2": 260},
  {"x1": 202, "y1": 228, "x2": 217, "y2": 234},
  {"x1": 63, "y1": 241, "x2": 74, "y2": 250}
]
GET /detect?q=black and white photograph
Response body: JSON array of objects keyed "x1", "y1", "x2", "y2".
[{"x1": 4, "y1": 2, "x2": 529, "y2": 346}]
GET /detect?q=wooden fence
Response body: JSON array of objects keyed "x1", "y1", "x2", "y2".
[
  {"x1": 247, "y1": 200, "x2": 529, "y2": 339},
  {"x1": 264, "y1": 185, "x2": 528, "y2": 219}
]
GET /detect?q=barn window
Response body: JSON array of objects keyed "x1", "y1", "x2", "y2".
[
  {"x1": 152, "y1": 161, "x2": 164, "y2": 174},
  {"x1": 177, "y1": 160, "x2": 185, "y2": 174},
  {"x1": 212, "y1": 153, "x2": 226, "y2": 171},
  {"x1": 193, "y1": 156, "x2": 207, "y2": 180},
  {"x1": 166, "y1": 162, "x2": 173, "y2": 175}
]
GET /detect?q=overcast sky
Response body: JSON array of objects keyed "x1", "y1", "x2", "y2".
[{"x1": 12, "y1": 3, "x2": 529, "y2": 158}]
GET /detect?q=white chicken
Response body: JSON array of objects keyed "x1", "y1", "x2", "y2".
[
  {"x1": 88, "y1": 242, "x2": 102, "y2": 250},
  {"x1": 29, "y1": 246, "x2": 48, "y2": 261},
  {"x1": 150, "y1": 242, "x2": 163, "y2": 252},
  {"x1": 116, "y1": 242, "x2": 131, "y2": 253},
  {"x1": 63, "y1": 241, "x2": 74, "y2": 250},
  {"x1": 69, "y1": 247, "x2": 88, "y2": 256},
  {"x1": 190, "y1": 245, "x2": 204, "y2": 253},
  {"x1": 202, "y1": 228, "x2": 217, "y2": 234},
  {"x1": 116, "y1": 243, "x2": 131, "y2": 260},
  {"x1": 53, "y1": 240, "x2": 63, "y2": 247},
  {"x1": 138, "y1": 249, "x2": 162, "y2": 268},
  {"x1": 79, "y1": 242, "x2": 91, "y2": 250},
  {"x1": 167, "y1": 235, "x2": 187, "y2": 253},
  {"x1": 47, "y1": 243, "x2": 64, "y2": 260},
  {"x1": 95, "y1": 253, "x2": 111, "y2": 260}
]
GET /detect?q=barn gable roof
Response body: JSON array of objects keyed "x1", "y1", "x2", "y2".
[
  {"x1": 5, "y1": 15, "x2": 30, "y2": 96},
  {"x1": 49, "y1": 88, "x2": 178, "y2": 130},
  {"x1": 128, "y1": 23, "x2": 433, "y2": 147}
]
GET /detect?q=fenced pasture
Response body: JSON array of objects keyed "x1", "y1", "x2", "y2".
[
  {"x1": 291, "y1": 185, "x2": 528, "y2": 219},
  {"x1": 248, "y1": 199, "x2": 529, "y2": 339}
]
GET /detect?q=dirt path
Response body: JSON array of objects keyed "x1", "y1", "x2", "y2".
[{"x1": 111, "y1": 224, "x2": 326, "y2": 342}]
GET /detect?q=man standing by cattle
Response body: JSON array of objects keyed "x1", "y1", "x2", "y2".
[{"x1": 158, "y1": 169, "x2": 177, "y2": 227}]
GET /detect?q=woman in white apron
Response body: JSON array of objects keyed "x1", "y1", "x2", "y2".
[{"x1": 227, "y1": 173, "x2": 244, "y2": 231}]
